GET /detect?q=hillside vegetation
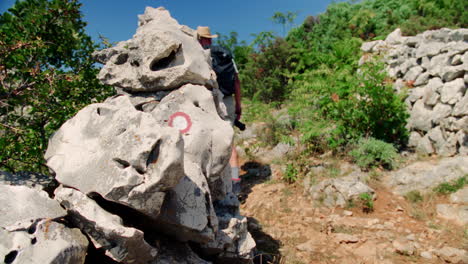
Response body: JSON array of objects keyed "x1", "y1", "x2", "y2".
[
  {"x1": 0, "y1": 0, "x2": 467, "y2": 173},
  {"x1": 217, "y1": 0, "x2": 467, "y2": 175}
]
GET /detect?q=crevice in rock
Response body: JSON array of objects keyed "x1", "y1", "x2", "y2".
[
  {"x1": 134, "y1": 166, "x2": 145, "y2": 175},
  {"x1": 87, "y1": 192, "x2": 164, "y2": 245},
  {"x1": 147, "y1": 140, "x2": 161, "y2": 168},
  {"x1": 114, "y1": 53, "x2": 128, "y2": 65},
  {"x1": 84, "y1": 240, "x2": 120, "y2": 264},
  {"x1": 113, "y1": 158, "x2": 130, "y2": 169},
  {"x1": 150, "y1": 45, "x2": 182, "y2": 71},
  {"x1": 30, "y1": 237, "x2": 37, "y2": 245},
  {"x1": 4, "y1": 250, "x2": 18, "y2": 264},
  {"x1": 130, "y1": 60, "x2": 140, "y2": 67}
]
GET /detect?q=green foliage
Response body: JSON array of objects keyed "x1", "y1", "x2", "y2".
[
  {"x1": 0, "y1": 0, "x2": 113, "y2": 173},
  {"x1": 283, "y1": 164, "x2": 298, "y2": 183},
  {"x1": 289, "y1": 38, "x2": 409, "y2": 150},
  {"x1": 404, "y1": 190, "x2": 423, "y2": 203},
  {"x1": 433, "y1": 176, "x2": 467, "y2": 195},
  {"x1": 271, "y1": 11, "x2": 297, "y2": 37},
  {"x1": 358, "y1": 192, "x2": 374, "y2": 213},
  {"x1": 214, "y1": 31, "x2": 253, "y2": 70},
  {"x1": 349, "y1": 137, "x2": 399, "y2": 170},
  {"x1": 241, "y1": 37, "x2": 294, "y2": 102}
]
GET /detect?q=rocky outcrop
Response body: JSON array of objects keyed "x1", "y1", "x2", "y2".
[
  {"x1": 436, "y1": 186, "x2": 468, "y2": 225},
  {"x1": 361, "y1": 28, "x2": 468, "y2": 156},
  {"x1": 0, "y1": 184, "x2": 89, "y2": 264},
  {"x1": 2, "y1": 6, "x2": 255, "y2": 264},
  {"x1": 386, "y1": 156, "x2": 468, "y2": 195},
  {"x1": 93, "y1": 7, "x2": 216, "y2": 92}
]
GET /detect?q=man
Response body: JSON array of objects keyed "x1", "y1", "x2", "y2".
[{"x1": 196, "y1": 26, "x2": 242, "y2": 194}]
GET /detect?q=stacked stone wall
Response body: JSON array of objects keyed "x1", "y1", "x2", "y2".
[{"x1": 361, "y1": 28, "x2": 468, "y2": 156}]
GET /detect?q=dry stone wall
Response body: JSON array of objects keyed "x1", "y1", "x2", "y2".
[
  {"x1": 1, "y1": 7, "x2": 255, "y2": 264},
  {"x1": 361, "y1": 28, "x2": 468, "y2": 156}
]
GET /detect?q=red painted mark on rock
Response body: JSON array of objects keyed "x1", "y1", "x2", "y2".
[{"x1": 168, "y1": 112, "x2": 192, "y2": 134}]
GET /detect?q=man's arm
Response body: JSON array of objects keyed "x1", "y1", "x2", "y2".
[{"x1": 234, "y1": 73, "x2": 241, "y2": 120}]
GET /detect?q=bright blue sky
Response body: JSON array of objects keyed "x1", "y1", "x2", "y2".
[{"x1": 1, "y1": 0, "x2": 335, "y2": 44}]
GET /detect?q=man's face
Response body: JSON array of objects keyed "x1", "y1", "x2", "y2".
[{"x1": 199, "y1": 37, "x2": 212, "y2": 49}]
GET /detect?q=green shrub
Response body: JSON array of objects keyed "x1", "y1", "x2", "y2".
[
  {"x1": 433, "y1": 176, "x2": 467, "y2": 195},
  {"x1": 404, "y1": 190, "x2": 423, "y2": 203},
  {"x1": 349, "y1": 137, "x2": 399, "y2": 170},
  {"x1": 358, "y1": 192, "x2": 374, "y2": 213},
  {"x1": 283, "y1": 164, "x2": 298, "y2": 183}
]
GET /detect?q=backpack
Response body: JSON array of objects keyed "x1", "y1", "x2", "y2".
[{"x1": 210, "y1": 45, "x2": 236, "y2": 96}]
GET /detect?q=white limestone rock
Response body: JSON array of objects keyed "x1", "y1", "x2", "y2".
[
  {"x1": 427, "y1": 54, "x2": 450, "y2": 77},
  {"x1": 403, "y1": 66, "x2": 424, "y2": 81},
  {"x1": 385, "y1": 28, "x2": 404, "y2": 45},
  {"x1": 388, "y1": 156, "x2": 468, "y2": 194},
  {"x1": 449, "y1": 28, "x2": 468, "y2": 42},
  {"x1": 416, "y1": 42, "x2": 445, "y2": 58},
  {"x1": 450, "y1": 187, "x2": 468, "y2": 204},
  {"x1": 308, "y1": 175, "x2": 376, "y2": 207},
  {"x1": 423, "y1": 83, "x2": 440, "y2": 106},
  {"x1": 94, "y1": 7, "x2": 216, "y2": 92},
  {"x1": 440, "y1": 78, "x2": 466, "y2": 105},
  {"x1": 0, "y1": 184, "x2": 66, "y2": 229},
  {"x1": 0, "y1": 220, "x2": 88, "y2": 264},
  {"x1": 441, "y1": 64, "x2": 466, "y2": 82},
  {"x1": 54, "y1": 186, "x2": 158, "y2": 264},
  {"x1": 408, "y1": 131, "x2": 422, "y2": 148},
  {"x1": 416, "y1": 135, "x2": 434, "y2": 155},
  {"x1": 408, "y1": 100, "x2": 433, "y2": 132},
  {"x1": 440, "y1": 116, "x2": 468, "y2": 132},
  {"x1": 407, "y1": 87, "x2": 426, "y2": 102},
  {"x1": 456, "y1": 130, "x2": 468, "y2": 155},
  {"x1": 414, "y1": 72, "x2": 430, "y2": 86},
  {"x1": 45, "y1": 95, "x2": 185, "y2": 219},
  {"x1": 452, "y1": 92, "x2": 468, "y2": 117},
  {"x1": 0, "y1": 184, "x2": 87, "y2": 264},
  {"x1": 436, "y1": 204, "x2": 468, "y2": 225},
  {"x1": 431, "y1": 103, "x2": 452, "y2": 125}
]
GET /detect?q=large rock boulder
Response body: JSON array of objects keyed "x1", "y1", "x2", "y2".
[
  {"x1": 0, "y1": 184, "x2": 88, "y2": 264},
  {"x1": 45, "y1": 95, "x2": 185, "y2": 220},
  {"x1": 43, "y1": 6, "x2": 254, "y2": 263},
  {"x1": 386, "y1": 156, "x2": 468, "y2": 195},
  {"x1": 93, "y1": 7, "x2": 216, "y2": 92},
  {"x1": 54, "y1": 186, "x2": 158, "y2": 263}
]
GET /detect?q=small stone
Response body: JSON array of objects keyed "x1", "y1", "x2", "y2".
[
  {"x1": 296, "y1": 240, "x2": 316, "y2": 252},
  {"x1": 393, "y1": 238, "x2": 415, "y2": 256},
  {"x1": 343, "y1": 210, "x2": 353, "y2": 216},
  {"x1": 406, "y1": 234, "x2": 416, "y2": 241},
  {"x1": 420, "y1": 251, "x2": 433, "y2": 259},
  {"x1": 435, "y1": 246, "x2": 468, "y2": 264},
  {"x1": 334, "y1": 233, "x2": 359, "y2": 244}
]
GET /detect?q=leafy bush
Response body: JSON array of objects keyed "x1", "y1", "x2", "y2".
[
  {"x1": 404, "y1": 190, "x2": 423, "y2": 203},
  {"x1": 433, "y1": 176, "x2": 467, "y2": 195},
  {"x1": 349, "y1": 137, "x2": 399, "y2": 170},
  {"x1": 240, "y1": 37, "x2": 294, "y2": 102},
  {"x1": 0, "y1": 0, "x2": 113, "y2": 172},
  {"x1": 283, "y1": 164, "x2": 298, "y2": 183},
  {"x1": 358, "y1": 192, "x2": 374, "y2": 213}
]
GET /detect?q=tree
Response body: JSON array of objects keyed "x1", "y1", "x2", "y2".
[
  {"x1": 0, "y1": 0, "x2": 113, "y2": 173},
  {"x1": 271, "y1": 11, "x2": 298, "y2": 37}
]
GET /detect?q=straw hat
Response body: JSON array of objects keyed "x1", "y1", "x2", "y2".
[{"x1": 196, "y1": 26, "x2": 218, "y2": 39}]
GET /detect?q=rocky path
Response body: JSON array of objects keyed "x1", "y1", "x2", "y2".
[{"x1": 239, "y1": 160, "x2": 467, "y2": 264}]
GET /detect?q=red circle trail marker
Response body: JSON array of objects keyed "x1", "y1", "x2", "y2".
[{"x1": 168, "y1": 112, "x2": 192, "y2": 134}]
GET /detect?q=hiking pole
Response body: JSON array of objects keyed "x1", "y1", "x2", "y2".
[{"x1": 234, "y1": 120, "x2": 246, "y2": 131}]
